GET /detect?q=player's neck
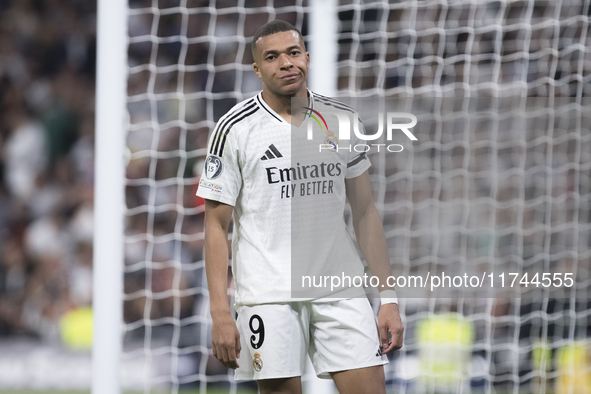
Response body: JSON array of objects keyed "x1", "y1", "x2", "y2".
[{"x1": 261, "y1": 85, "x2": 309, "y2": 124}]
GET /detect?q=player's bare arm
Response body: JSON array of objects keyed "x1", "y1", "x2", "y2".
[
  {"x1": 204, "y1": 199, "x2": 241, "y2": 369},
  {"x1": 345, "y1": 170, "x2": 404, "y2": 353}
]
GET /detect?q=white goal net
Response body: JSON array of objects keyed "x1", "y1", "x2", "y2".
[{"x1": 120, "y1": 1, "x2": 591, "y2": 393}]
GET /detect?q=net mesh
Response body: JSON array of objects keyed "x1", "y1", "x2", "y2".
[{"x1": 123, "y1": 0, "x2": 591, "y2": 393}]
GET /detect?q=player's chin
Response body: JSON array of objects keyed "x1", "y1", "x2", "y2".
[{"x1": 278, "y1": 80, "x2": 304, "y2": 95}]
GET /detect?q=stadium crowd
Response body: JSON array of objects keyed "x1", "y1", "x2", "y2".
[
  {"x1": 0, "y1": 0, "x2": 201, "y2": 345},
  {"x1": 0, "y1": 0, "x2": 97, "y2": 340}
]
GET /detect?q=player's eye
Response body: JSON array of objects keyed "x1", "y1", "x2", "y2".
[
  {"x1": 291, "y1": 50, "x2": 300, "y2": 56},
  {"x1": 266, "y1": 55, "x2": 276, "y2": 61}
]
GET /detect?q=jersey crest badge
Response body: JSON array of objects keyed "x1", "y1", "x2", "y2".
[
  {"x1": 253, "y1": 352, "x2": 263, "y2": 372},
  {"x1": 204, "y1": 156, "x2": 223, "y2": 179},
  {"x1": 324, "y1": 130, "x2": 338, "y2": 152}
]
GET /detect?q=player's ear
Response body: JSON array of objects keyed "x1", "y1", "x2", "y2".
[
  {"x1": 253, "y1": 62, "x2": 262, "y2": 79},
  {"x1": 306, "y1": 52, "x2": 310, "y2": 68}
]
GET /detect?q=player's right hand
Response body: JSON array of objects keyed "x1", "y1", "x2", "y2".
[
  {"x1": 211, "y1": 313, "x2": 241, "y2": 369},
  {"x1": 378, "y1": 303, "x2": 404, "y2": 353}
]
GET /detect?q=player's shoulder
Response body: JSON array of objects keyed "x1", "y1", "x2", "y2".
[
  {"x1": 311, "y1": 91, "x2": 368, "y2": 135},
  {"x1": 311, "y1": 91, "x2": 356, "y2": 114},
  {"x1": 218, "y1": 95, "x2": 261, "y2": 125},
  {"x1": 209, "y1": 95, "x2": 263, "y2": 156}
]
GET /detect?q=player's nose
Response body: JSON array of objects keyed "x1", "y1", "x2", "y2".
[{"x1": 278, "y1": 53, "x2": 293, "y2": 69}]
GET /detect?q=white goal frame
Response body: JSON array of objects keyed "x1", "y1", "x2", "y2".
[{"x1": 93, "y1": 0, "x2": 128, "y2": 393}]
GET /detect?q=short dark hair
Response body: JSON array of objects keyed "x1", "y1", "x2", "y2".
[{"x1": 251, "y1": 20, "x2": 304, "y2": 59}]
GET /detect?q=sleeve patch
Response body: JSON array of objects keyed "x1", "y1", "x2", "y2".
[
  {"x1": 199, "y1": 178, "x2": 223, "y2": 193},
  {"x1": 204, "y1": 156, "x2": 224, "y2": 179}
]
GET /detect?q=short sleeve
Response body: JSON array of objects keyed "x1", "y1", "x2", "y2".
[
  {"x1": 196, "y1": 125, "x2": 242, "y2": 206},
  {"x1": 345, "y1": 121, "x2": 371, "y2": 179}
]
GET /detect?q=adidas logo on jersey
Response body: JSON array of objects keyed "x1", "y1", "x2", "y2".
[{"x1": 260, "y1": 144, "x2": 283, "y2": 161}]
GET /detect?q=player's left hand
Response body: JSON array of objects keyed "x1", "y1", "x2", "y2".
[{"x1": 377, "y1": 303, "x2": 404, "y2": 353}]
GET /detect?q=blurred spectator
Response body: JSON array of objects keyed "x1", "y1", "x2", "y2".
[
  {"x1": 0, "y1": 238, "x2": 31, "y2": 336},
  {"x1": 22, "y1": 252, "x2": 74, "y2": 342},
  {"x1": 3, "y1": 105, "x2": 47, "y2": 202}
]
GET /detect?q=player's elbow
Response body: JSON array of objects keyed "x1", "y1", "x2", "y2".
[{"x1": 351, "y1": 201, "x2": 378, "y2": 226}]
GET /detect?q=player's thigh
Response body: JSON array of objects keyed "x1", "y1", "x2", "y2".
[
  {"x1": 331, "y1": 365, "x2": 386, "y2": 394},
  {"x1": 235, "y1": 303, "x2": 309, "y2": 381},
  {"x1": 308, "y1": 298, "x2": 387, "y2": 379},
  {"x1": 257, "y1": 376, "x2": 302, "y2": 394}
]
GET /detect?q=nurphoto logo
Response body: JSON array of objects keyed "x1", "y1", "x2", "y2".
[{"x1": 303, "y1": 107, "x2": 418, "y2": 153}]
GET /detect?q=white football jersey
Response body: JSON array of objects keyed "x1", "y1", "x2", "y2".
[{"x1": 197, "y1": 91, "x2": 370, "y2": 307}]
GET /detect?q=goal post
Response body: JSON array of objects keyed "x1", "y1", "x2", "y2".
[
  {"x1": 93, "y1": 0, "x2": 128, "y2": 393},
  {"x1": 309, "y1": 0, "x2": 338, "y2": 97}
]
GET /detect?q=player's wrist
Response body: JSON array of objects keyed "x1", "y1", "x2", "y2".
[
  {"x1": 379, "y1": 289, "x2": 398, "y2": 306},
  {"x1": 210, "y1": 305, "x2": 233, "y2": 320}
]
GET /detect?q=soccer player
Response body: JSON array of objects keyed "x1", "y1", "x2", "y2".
[{"x1": 198, "y1": 20, "x2": 403, "y2": 394}]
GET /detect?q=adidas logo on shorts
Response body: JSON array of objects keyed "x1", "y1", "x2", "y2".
[
  {"x1": 260, "y1": 144, "x2": 283, "y2": 161},
  {"x1": 376, "y1": 347, "x2": 383, "y2": 357}
]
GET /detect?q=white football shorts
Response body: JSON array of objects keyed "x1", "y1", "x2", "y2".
[{"x1": 234, "y1": 297, "x2": 388, "y2": 381}]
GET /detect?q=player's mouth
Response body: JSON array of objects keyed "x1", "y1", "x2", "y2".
[{"x1": 281, "y1": 73, "x2": 300, "y2": 81}]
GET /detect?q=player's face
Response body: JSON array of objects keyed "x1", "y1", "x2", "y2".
[{"x1": 253, "y1": 31, "x2": 310, "y2": 97}]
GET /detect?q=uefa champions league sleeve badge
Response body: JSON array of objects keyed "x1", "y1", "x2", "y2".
[{"x1": 204, "y1": 156, "x2": 224, "y2": 179}]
